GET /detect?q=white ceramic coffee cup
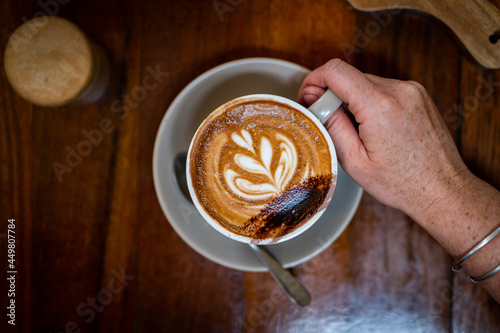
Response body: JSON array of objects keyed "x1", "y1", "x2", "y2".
[{"x1": 187, "y1": 89, "x2": 343, "y2": 244}]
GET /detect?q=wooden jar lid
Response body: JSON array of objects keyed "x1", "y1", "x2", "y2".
[{"x1": 4, "y1": 16, "x2": 94, "y2": 107}]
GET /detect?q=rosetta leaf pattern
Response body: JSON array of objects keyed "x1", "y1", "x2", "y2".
[
  {"x1": 231, "y1": 131, "x2": 254, "y2": 154},
  {"x1": 224, "y1": 129, "x2": 309, "y2": 201}
]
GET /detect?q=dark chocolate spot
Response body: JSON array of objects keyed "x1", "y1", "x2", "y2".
[{"x1": 246, "y1": 175, "x2": 333, "y2": 239}]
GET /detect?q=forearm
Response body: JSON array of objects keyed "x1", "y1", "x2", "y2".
[{"x1": 409, "y1": 169, "x2": 500, "y2": 302}]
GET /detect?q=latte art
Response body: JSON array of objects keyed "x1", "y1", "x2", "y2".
[
  {"x1": 189, "y1": 98, "x2": 336, "y2": 241},
  {"x1": 225, "y1": 130, "x2": 310, "y2": 202}
]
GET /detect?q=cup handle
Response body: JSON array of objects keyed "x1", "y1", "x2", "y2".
[{"x1": 307, "y1": 89, "x2": 343, "y2": 124}]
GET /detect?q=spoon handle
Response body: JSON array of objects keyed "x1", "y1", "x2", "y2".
[{"x1": 248, "y1": 244, "x2": 311, "y2": 306}]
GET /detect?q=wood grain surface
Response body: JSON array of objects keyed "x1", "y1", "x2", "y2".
[
  {"x1": 346, "y1": 0, "x2": 500, "y2": 68},
  {"x1": 1, "y1": 0, "x2": 499, "y2": 332}
]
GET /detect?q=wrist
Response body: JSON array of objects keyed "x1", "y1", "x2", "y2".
[
  {"x1": 400, "y1": 164, "x2": 467, "y2": 223},
  {"x1": 407, "y1": 167, "x2": 500, "y2": 258},
  {"x1": 402, "y1": 167, "x2": 475, "y2": 252},
  {"x1": 413, "y1": 169, "x2": 472, "y2": 228}
]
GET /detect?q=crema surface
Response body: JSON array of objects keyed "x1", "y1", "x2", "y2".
[{"x1": 189, "y1": 99, "x2": 335, "y2": 241}]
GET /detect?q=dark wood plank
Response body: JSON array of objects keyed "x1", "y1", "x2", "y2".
[
  {"x1": 451, "y1": 0, "x2": 500, "y2": 327},
  {"x1": 0, "y1": 3, "x2": 36, "y2": 332},
  {"x1": 451, "y1": 68, "x2": 500, "y2": 332}
]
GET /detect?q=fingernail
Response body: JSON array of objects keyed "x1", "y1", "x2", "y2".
[{"x1": 303, "y1": 93, "x2": 320, "y2": 106}]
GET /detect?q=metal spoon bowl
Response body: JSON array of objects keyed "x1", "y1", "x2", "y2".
[{"x1": 174, "y1": 153, "x2": 311, "y2": 306}]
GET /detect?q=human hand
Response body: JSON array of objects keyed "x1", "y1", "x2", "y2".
[{"x1": 297, "y1": 59, "x2": 470, "y2": 220}]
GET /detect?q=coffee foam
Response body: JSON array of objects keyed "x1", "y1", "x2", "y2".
[{"x1": 190, "y1": 99, "x2": 336, "y2": 241}]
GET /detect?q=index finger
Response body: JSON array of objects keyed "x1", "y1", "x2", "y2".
[{"x1": 298, "y1": 59, "x2": 377, "y2": 110}]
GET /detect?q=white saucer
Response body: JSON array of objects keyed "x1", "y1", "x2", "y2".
[{"x1": 153, "y1": 58, "x2": 363, "y2": 272}]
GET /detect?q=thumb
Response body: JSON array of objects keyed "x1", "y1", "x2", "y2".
[{"x1": 324, "y1": 107, "x2": 366, "y2": 173}]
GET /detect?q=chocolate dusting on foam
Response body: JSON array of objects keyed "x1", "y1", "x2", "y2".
[{"x1": 244, "y1": 174, "x2": 334, "y2": 240}]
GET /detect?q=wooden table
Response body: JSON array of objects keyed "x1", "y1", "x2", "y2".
[{"x1": 1, "y1": 0, "x2": 499, "y2": 332}]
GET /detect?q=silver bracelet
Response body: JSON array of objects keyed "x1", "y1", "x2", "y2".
[
  {"x1": 452, "y1": 225, "x2": 500, "y2": 272},
  {"x1": 470, "y1": 263, "x2": 500, "y2": 283}
]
